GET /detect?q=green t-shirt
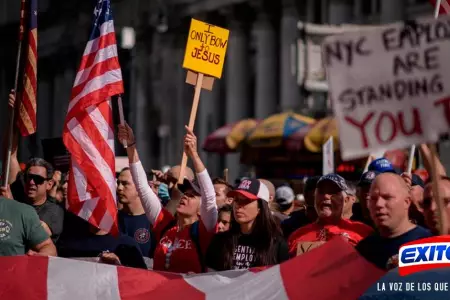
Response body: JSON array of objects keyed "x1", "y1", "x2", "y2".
[{"x1": 0, "y1": 197, "x2": 49, "y2": 256}]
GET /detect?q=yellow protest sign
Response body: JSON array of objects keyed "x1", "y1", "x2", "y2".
[{"x1": 183, "y1": 19, "x2": 230, "y2": 79}]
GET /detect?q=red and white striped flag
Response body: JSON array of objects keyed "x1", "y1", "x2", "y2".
[
  {"x1": 17, "y1": 0, "x2": 38, "y2": 136},
  {"x1": 0, "y1": 239, "x2": 386, "y2": 300},
  {"x1": 430, "y1": 0, "x2": 450, "y2": 15},
  {"x1": 63, "y1": 0, "x2": 123, "y2": 234}
]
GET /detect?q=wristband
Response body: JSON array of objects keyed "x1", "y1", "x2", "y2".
[{"x1": 127, "y1": 141, "x2": 136, "y2": 147}]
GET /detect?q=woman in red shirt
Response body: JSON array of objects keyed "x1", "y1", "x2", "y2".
[
  {"x1": 118, "y1": 124, "x2": 217, "y2": 273},
  {"x1": 288, "y1": 174, "x2": 373, "y2": 257}
]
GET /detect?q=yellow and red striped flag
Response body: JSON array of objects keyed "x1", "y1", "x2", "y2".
[{"x1": 17, "y1": 0, "x2": 37, "y2": 136}]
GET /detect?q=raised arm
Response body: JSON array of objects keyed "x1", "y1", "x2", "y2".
[
  {"x1": 184, "y1": 126, "x2": 217, "y2": 231},
  {"x1": 118, "y1": 123, "x2": 162, "y2": 224},
  {"x1": 5, "y1": 91, "x2": 21, "y2": 184},
  {"x1": 419, "y1": 144, "x2": 446, "y2": 177}
]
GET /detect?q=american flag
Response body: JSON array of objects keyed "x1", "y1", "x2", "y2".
[
  {"x1": 430, "y1": 0, "x2": 450, "y2": 14},
  {"x1": 17, "y1": 0, "x2": 37, "y2": 136},
  {"x1": 63, "y1": 0, "x2": 123, "y2": 235}
]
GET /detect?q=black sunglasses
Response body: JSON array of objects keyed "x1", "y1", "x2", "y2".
[{"x1": 25, "y1": 173, "x2": 49, "y2": 185}]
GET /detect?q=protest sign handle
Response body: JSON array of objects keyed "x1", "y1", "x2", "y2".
[
  {"x1": 434, "y1": 0, "x2": 442, "y2": 19},
  {"x1": 223, "y1": 168, "x2": 229, "y2": 182},
  {"x1": 429, "y1": 143, "x2": 447, "y2": 235},
  {"x1": 118, "y1": 95, "x2": 127, "y2": 148},
  {"x1": 406, "y1": 145, "x2": 416, "y2": 174},
  {"x1": 178, "y1": 72, "x2": 204, "y2": 184},
  {"x1": 363, "y1": 156, "x2": 373, "y2": 173}
]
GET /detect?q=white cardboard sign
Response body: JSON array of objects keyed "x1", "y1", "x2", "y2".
[
  {"x1": 323, "y1": 16, "x2": 450, "y2": 160},
  {"x1": 323, "y1": 137, "x2": 334, "y2": 175}
]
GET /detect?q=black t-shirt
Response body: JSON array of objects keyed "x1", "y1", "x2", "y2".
[
  {"x1": 10, "y1": 172, "x2": 64, "y2": 242},
  {"x1": 281, "y1": 210, "x2": 311, "y2": 238},
  {"x1": 57, "y1": 212, "x2": 146, "y2": 269},
  {"x1": 206, "y1": 232, "x2": 289, "y2": 271},
  {"x1": 33, "y1": 199, "x2": 64, "y2": 243},
  {"x1": 356, "y1": 226, "x2": 433, "y2": 270}
]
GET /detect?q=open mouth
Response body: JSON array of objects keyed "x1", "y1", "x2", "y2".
[
  {"x1": 375, "y1": 212, "x2": 388, "y2": 219},
  {"x1": 320, "y1": 202, "x2": 333, "y2": 210}
]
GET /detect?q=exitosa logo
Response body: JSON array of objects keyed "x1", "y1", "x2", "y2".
[{"x1": 399, "y1": 236, "x2": 450, "y2": 276}]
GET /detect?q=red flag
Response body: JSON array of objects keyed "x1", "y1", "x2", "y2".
[
  {"x1": 430, "y1": 0, "x2": 450, "y2": 15},
  {"x1": 17, "y1": 0, "x2": 37, "y2": 136},
  {"x1": 62, "y1": 0, "x2": 123, "y2": 235},
  {"x1": 0, "y1": 239, "x2": 385, "y2": 300}
]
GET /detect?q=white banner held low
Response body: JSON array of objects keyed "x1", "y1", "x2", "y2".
[
  {"x1": 323, "y1": 16, "x2": 450, "y2": 160},
  {"x1": 323, "y1": 137, "x2": 334, "y2": 175}
]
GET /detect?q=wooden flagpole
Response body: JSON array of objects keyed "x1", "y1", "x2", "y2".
[{"x1": 2, "y1": 0, "x2": 26, "y2": 188}]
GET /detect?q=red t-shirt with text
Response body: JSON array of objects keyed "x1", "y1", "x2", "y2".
[
  {"x1": 152, "y1": 208, "x2": 215, "y2": 273},
  {"x1": 287, "y1": 219, "x2": 373, "y2": 257}
]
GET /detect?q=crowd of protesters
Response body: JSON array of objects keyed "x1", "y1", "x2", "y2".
[{"x1": 1, "y1": 94, "x2": 450, "y2": 274}]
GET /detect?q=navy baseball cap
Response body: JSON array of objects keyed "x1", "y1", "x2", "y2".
[
  {"x1": 358, "y1": 170, "x2": 380, "y2": 187},
  {"x1": 368, "y1": 158, "x2": 397, "y2": 173},
  {"x1": 227, "y1": 178, "x2": 270, "y2": 202},
  {"x1": 411, "y1": 174, "x2": 425, "y2": 188},
  {"x1": 317, "y1": 174, "x2": 350, "y2": 192}
]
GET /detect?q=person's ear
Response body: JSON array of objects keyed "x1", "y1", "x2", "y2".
[
  {"x1": 46, "y1": 179, "x2": 54, "y2": 191},
  {"x1": 226, "y1": 197, "x2": 233, "y2": 205}
]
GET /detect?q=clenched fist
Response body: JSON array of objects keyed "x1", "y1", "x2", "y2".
[
  {"x1": 184, "y1": 126, "x2": 198, "y2": 158},
  {"x1": 117, "y1": 122, "x2": 135, "y2": 148}
]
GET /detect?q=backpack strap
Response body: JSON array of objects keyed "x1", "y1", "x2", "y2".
[
  {"x1": 159, "y1": 219, "x2": 177, "y2": 240},
  {"x1": 190, "y1": 221, "x2": 206, "y2": 273}
]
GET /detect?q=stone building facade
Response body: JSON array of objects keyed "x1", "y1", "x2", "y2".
[{"x1": 0, "y1": 0, "x2": 441, "y2": 181}]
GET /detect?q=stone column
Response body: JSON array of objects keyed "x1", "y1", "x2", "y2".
[
  {"x1": 328, "y1": 0, "x2": 353, "y2": 24},
  {"x1": 253, "y1": 4, "x2": 277, "y2": 119},
  {"x1": 130, "y1": 29, "x2": 153, "y2": 169},
  {"x1": 381, "y1": 0, "x2": 405, "y2": 23},
  {"x1": 225, "y1": 6, "x2": 251, "y2": 182},
  {"x1": 280, "y1": 0, "x2": 301, "y2": 111}
]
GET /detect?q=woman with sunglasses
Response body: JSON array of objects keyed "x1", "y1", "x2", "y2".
[
  {"x1": 118, "y1": 123, "x2": 217, "y2": 274},
  {"x1": 206, "y1": 178, "x2": 289, "y2": 271}
]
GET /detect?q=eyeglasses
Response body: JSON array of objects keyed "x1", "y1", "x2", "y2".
[{"x1": 25, "y1": 173, "x2": 49, "y2": 185}]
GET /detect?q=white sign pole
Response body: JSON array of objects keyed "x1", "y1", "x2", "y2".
[
  {"x1": 406, "y1": 145, "x2": 416, "y2": 174},
  {"x1": 435, "y1": 0, "x2": 442, "y2": 19},
  {"x1": 322, "y1": 137, "x2": 334, "y2": 175}
]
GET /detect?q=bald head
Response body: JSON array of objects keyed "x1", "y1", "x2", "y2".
[
  {"x1": 259, "y1": 179, "x2": 275, "y2": 202},
  {"x1": 166, "y1": 165, "x2": 195, "y2": 181},
  {"x1": 372, "y1": 173, "x2": 410, "y2": 197},
  {"x1": 369, "y1": 172, "x2": 412, "y2": 236}
]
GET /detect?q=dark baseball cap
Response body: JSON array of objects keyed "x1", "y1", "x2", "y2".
[
  {"x1": 411, "y1": 174, "x2": 425, "y2": 188},
  {"x1": 317, "y1": 174, "x2": 350, "y2": 193},
  {"x1": 177, "y1": 178, "x2": 201, "y2": 195},
  {"x1": 227, "y1": 178, "x2": 269, "y2": 202},
  {"x1": 358, "y1": 171, "x2": 381, "y2": 187}
]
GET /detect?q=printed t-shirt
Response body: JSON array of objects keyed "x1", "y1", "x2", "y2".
[
  {"x1": 118, "y1": 211, "x2": 153, "y2": 257},
  {"x1": 33, "y1": 199, "x2": 64, "y2": 243},
  {"x1": 288, "y1": 219, "x2": 373, "y2": 257},
  {"x1": 0, "y1": 197, "x2": 49, "y2": 256},
  {"x1": 152, "y1": 208, "x2": 214, "y2": 274},
  {"x1": 356, "y1": 226, "x2": 433, "y2": 270},
  {"x1": 206, "y1": 231, "x2": 289, "y2": 271}
]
